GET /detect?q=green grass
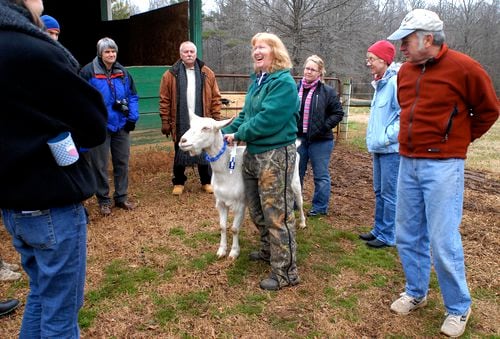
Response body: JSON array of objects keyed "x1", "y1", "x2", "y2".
[
  {"x1": 68, "y1": 197, "x2": 493, "y2": 336},
  {"x1": 131, "y1": 128, "x2": 167, "y2": 146},
  {"x1": 466, "y1": 120, "x2": 499, "y2": 173},
  {"x1": 344, "y1": 108, "x2": 500, "y2": 174},
  {"x1": 233, "y1": 293, "x2": 268, "y2": 316},
  {"x1": 169, "y1": 227, "x2": 186, "y2": 237},
  {"x1": 79, "y1": 260, "x2": 158, "y2": 328},
  {"x1": 153, "y1": 290, "x2": 210, "y2": 325},
  {"x1": 77, "y1": 119, "x2": 497, "y2": 335},
  {"x1": 7, "y1": 110, "x2": 494, "y2": 336},
  {"x1": 189, "y1": 252, "x2": 218, "y2": 270},
  {"x1": 226, "y1": 256, "x2": 253, "y2": 286},
  {"x1": 86, "y1": 260, "x2": 157, "y2": 301},
  {"x1": 75, "y1": 216, "x2": 405, "y2": 333}
]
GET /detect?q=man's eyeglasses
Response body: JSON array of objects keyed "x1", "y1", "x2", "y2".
[
  {"x1": 365, "y1": 57, "x2": 382, "y2": 64},
  {"x1": 304, "y1": 67, "x2": 319, "y2": 73}
]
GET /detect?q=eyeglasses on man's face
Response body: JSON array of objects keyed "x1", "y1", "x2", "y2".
[
  {"x1": 304, "y1": 67, "x2": 319, "y2": 73},
  {"x1": 365, "y1": 57, "x2": 382, "y2": 64}
]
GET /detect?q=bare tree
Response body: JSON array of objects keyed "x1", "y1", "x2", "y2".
[
  {"x1": 245, "y1": 0, "x2": 363, "y2": 71},
  {"x1": 203, "y1": 0, "x2": 255, "y2": 75},
  {"x1": 111, "y1": 0, "x2": 140, "y2": 19},
  {"x1": 202, "y1": 0, "x2": 499, "y2": 93},
  {"x1": 148, "y1": 0, "x2": 176, "y2": 10}
]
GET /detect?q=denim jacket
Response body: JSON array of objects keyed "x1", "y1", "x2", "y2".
[{"x1": 366, "y1": 63, "x2": 401, "y2": 154}]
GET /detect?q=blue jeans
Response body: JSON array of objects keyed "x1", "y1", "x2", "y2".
[
  {"x1": 371, "y1": 152, "x2": 400, "y2": 246},
  {"x1": 297, "y1": 138, "x2": 334, "y2": 214},
  {"x1": 2, "y1": 204, "x2": 88, "y2": 338},
  {"x1": 396, "y1": 156, "x2": 471, "y2": 315},
  {"x1": 90, "y1": 129, "x2": 130, "y2": 205}
]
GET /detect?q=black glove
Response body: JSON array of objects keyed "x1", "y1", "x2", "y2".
[{"x1": 123, "y1": 120, "x2": 136, "y2": 132}]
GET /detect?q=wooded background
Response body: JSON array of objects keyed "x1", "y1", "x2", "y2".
[
  {"x1": 200, "y1": 0, "x2": 499, "y2": 95},
  {"x1": 118, "y1": 0, "x2": 498, "y2": 96}
]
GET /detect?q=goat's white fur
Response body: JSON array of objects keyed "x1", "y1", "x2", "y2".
[{"x1": 179, "y1": 115, "x2": 306, "y2": 259}]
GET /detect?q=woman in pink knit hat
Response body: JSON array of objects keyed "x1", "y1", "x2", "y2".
[{"x1": 359, "y1": 40, "x2": 401, "y2": 249}]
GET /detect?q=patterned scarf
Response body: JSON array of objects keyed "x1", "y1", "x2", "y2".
[
  {"x1": 175, "y1": 61, "x2": 208, "y2": 166},
  {"x1": 298, "y1": 78, "x2": 320, "y2": 133}
]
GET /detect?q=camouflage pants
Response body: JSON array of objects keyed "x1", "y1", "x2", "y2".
[{"x1": 243, "y1": 144, "x2": 299, "y2": 287}]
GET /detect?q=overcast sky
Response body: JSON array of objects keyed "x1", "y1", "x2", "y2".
[{"x1": 132, "y1": 0, "x2": 217, "y2": 13}]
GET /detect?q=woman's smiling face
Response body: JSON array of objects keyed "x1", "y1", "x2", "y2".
[{"x1": 252, "y1": 40, "x2": 273, "y2": 73}]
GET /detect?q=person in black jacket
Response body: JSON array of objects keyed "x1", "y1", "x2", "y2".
[
  {"x1": 0, "y1": 0, "x2": 107, "y2": 337},
  {"x1": 297, "y1": 55, "x2": 344, "y2": 217}
]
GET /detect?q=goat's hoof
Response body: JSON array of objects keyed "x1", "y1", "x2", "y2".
[
  {"x1": 298, "y1": 223, "x2": 307, "y2": 229},
  {"x1": 228, "y1": 251, "x2": 240, "y2": 260},
  {"x1": 216, "y1": 250, "x2": 227, "y2": 259}
]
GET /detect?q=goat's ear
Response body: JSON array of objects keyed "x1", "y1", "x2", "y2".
[{"x1": 214, "y1": 117, "x2": 234, "y2": 130}]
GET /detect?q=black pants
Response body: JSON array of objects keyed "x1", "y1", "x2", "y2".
[
  {"x1": 172, "y1": 143, "x2": 211, "y2": 185},
  {"x1": 172, "y1": 163, "x2": 211, "y2": 185}
]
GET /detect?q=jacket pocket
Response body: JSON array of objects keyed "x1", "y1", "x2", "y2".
[{"x1": 442, "y1": 104, "x2": 458, "y2": 142}]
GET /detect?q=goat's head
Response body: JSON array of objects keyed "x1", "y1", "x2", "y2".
[{"x1": 179, "y1": 115, "x2": 234, "y2": 156}]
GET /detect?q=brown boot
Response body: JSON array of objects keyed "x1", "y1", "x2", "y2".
[
  {"x1": 172, "y1": 185, "x2": 184, "y2": 195},
  {"x1": 201, "y1": 184, "x2": 213, "y2": 193}
]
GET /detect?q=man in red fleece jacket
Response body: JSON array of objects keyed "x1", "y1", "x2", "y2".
[{"x1": 386, "y1": 8, "x2": 498, "y2": 338}]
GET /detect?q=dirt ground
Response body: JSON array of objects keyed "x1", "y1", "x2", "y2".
[{"x1": 1, "y1": 135, "x2": 499, "y2": 338}]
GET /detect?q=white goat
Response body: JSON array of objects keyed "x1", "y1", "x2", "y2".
[{"x1": 179, "y1": 115, "x2": 306, "y2": 259}]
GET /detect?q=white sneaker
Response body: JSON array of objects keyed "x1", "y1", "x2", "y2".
[
  {"x1": 390, "y1": 292, "x2": 427, "y2": 315},
  {"x1": 440, "y1": 308, "x2": 471, "y2": 337},
  {"x1": 0, "y1": 267, "x2": 21, "y2": 281},
  {"x1": 2, "y1": 261, "x2": 20, "y2": 272}
]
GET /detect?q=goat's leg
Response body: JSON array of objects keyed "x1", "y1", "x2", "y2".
[
  {"x1": 216, "y1": 202, "x2": 229, "y2": 258},
  {"x1": 292, "y1": 160, "x2": 307, "y2": 229},
  {"x1": 294, "y1": 187, "x2": 306, "y2": 229},
  {"x1": 228, "y1": 205, "x2": 246, "y2": 259}
]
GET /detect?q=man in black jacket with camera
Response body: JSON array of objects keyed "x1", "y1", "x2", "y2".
[{"x1": 80, "y1": 37, "x2": 140, "y2": 216}]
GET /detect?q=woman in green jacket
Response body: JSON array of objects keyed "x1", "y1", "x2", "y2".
[{"x1": 223, "y1": 32, "x2": 300, "y2": 291}]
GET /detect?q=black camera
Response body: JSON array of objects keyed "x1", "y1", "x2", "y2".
[{"x1": 113, "y1": 98, "x2": 129, "y2": 116}]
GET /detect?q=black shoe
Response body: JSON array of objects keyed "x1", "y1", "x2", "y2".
[
  {"x1": 99, "y1": 204, "x2": 112, "y2": 216},
  {"x1": 248, "y1": 251, "x2": 270, "y2": 264},
  {"x1": 115, "y1": 200, "x2": 137, "y2": 210},
  {"x1": 307, "y1": 210, "x2": 326, "y2": 217},
  {"x1": 0, "y1": 299, "x2": 20, "y2": 317},
  {"x1": 359, "y1": 232, "x2": 376, "y2": 241},
  {"x1": 259, "y1": 274, "x2": 300, "y2": 291},
  {"x1": 366, "y1": 239, "x2": 389, "y2": 248},
  {"x1": 260, "y1": 277, "x2": 280, "y2": 291}
]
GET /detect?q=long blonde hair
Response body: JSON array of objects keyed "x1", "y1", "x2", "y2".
[{"x1": 251, "y1": 32, "x2": 293, "y2": 73}]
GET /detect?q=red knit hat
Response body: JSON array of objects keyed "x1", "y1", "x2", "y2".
[{"x1": 367, "y1": 40, "x2": 396, "y2": 65}]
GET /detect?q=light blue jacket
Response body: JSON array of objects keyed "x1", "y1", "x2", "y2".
[{"x1": 366, "y1": 63, "x2": 400, "y2": 154}]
